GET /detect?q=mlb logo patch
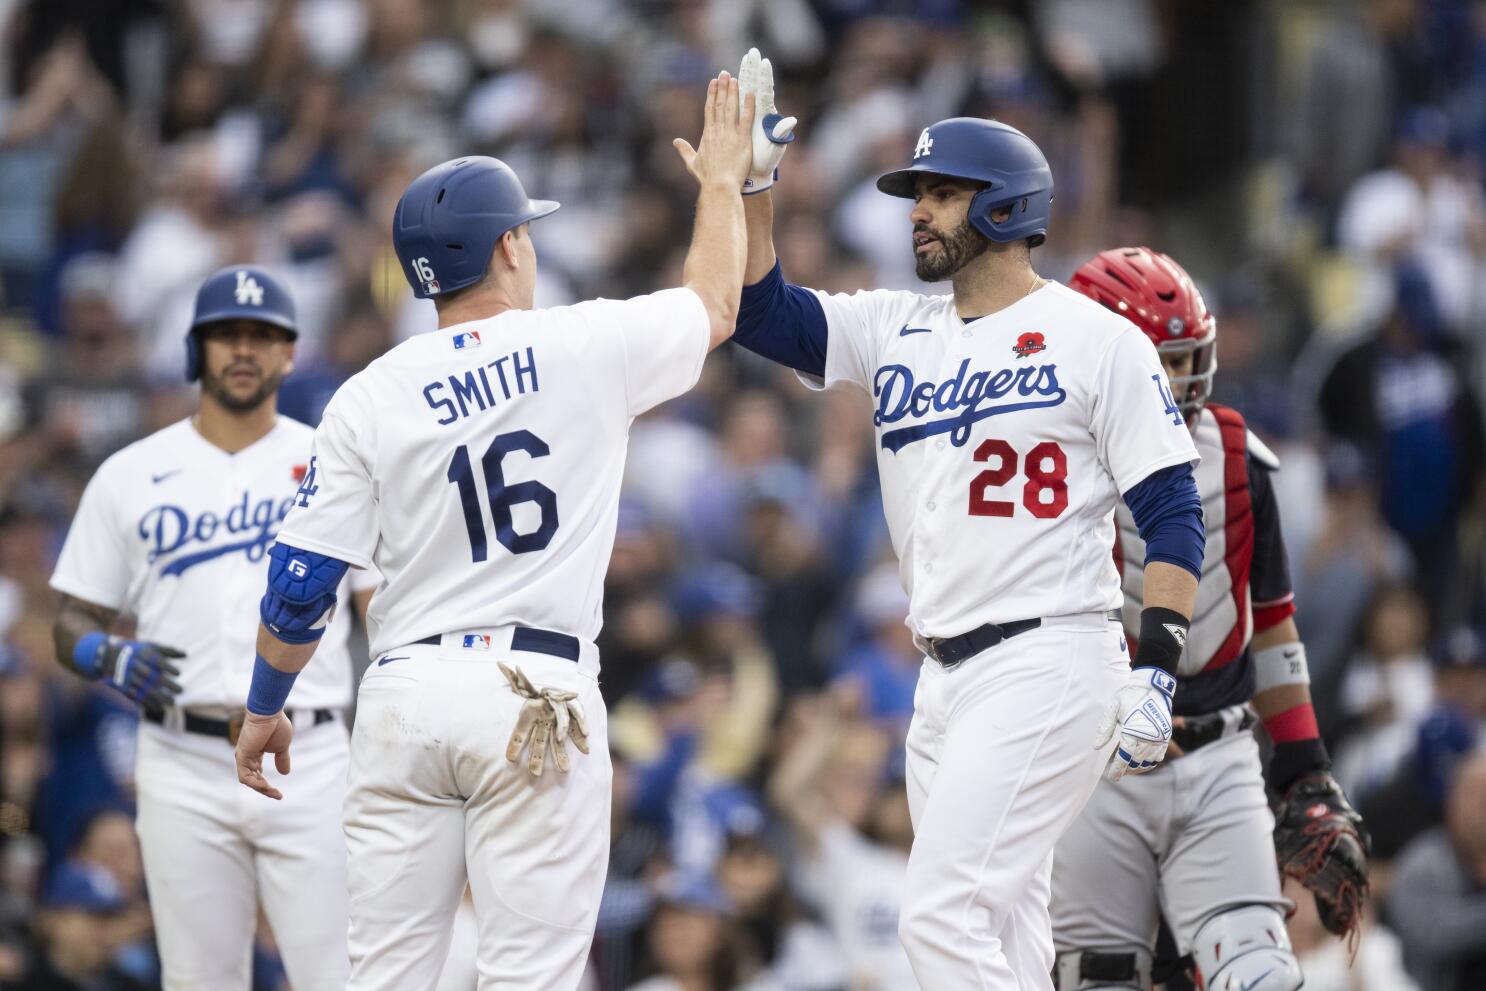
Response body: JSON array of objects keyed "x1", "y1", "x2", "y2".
[
  {"x1": 462, "y1": 634, "x2": 492, "y2": 650},
  {"x1": 453, "y1": 330, "x2": 482, "y2": 351},
  {"x1": 291, "y1": 463, "x2": 308, "y2": 483}
]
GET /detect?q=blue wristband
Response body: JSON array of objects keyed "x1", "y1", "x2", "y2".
[
  {"x1": 73, "y1": 631, "x2": 109, "y2": 679},
  {"x1": 246, "y1": 654, "x2": 299, "y2": 715}
]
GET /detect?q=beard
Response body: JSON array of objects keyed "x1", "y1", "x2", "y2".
[
  {"x1": 201, "y1": 363, "x2": 284, "y2": 413},
  {"x1": 914, "y1": 218, "x2": 991, "y2": 283}
]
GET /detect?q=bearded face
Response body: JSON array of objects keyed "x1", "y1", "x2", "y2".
[
  {"x1": 913, "y1": 216, "x2": 991, "y2": 283},
  {"x1": 197, "y1": 320, "x2": 294, "y2": 413}
]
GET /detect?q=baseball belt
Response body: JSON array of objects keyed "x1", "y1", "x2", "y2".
[
  {"x1": 1170, "y1": 706, "x2": 1256, "y2": 755},
  {"x1": 413, "y1": 624, "x2": 580, "y2": 661},
  {"x1": 926, "y1": 609, "x2": 1123, "y2": 669},
  {"x1": 145, "y1": 706, "x2": 336, "y2": 745}
]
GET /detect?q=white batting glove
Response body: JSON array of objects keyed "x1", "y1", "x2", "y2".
[
  {"x1": 1096, "y1": 667, "x2": 1176, "y2": 782},
  {"x1": 500, "y1": 663, "x2": 591, "y2": 777},
  {"x1": 737, "y1": 47, "x2": 796, "y2": 194}
]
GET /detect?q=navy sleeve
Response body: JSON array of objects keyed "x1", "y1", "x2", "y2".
[
  {"x1": 732, "y1": 260, "x2": 828, "y2": 376},
  {"x1": 1123, "y1": 462, "x2": 1204, "y2": 579}
]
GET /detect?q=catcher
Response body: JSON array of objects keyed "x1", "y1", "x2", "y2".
[{"x1": 1049, "y1": 248, "x2": 1369, "y2": 991}]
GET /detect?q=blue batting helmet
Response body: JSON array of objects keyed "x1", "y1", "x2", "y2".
[
  {"x1": 392, "y1": 156, "x2": 560, "y2": 300},
  {"x1": 185, "y1": 265, "x2": 297, "y2": 382},
  {"x1": 876, "y1": 118, "x2": 1054, "y2": 246}
]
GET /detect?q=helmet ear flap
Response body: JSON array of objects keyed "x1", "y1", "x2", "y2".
[
  {"x1": 966, "y1": 186, "x2": 1001, "y2": 242},
  {"x1": 184, "y1": 331, "x2": 201, "y2": 383},
  {"x1": 965, "y1": 186, "x2": 1049, "y2": 247}
]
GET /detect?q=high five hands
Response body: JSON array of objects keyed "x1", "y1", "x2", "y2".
[
  {"x1": 673, "y1": 71, "x2": 755, "y2": 189},
  {"x1": 737, "y1": 47, "x2": 796, "y2": 194}
]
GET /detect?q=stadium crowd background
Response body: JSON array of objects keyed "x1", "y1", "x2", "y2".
[{"x1": 0, "y1": 0, "x2": 1483, "y2": 988}]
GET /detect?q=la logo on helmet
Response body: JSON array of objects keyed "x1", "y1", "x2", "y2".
[
  {"x1": 235, "y1": 270, "x2": 264, "y2": 306},
  {"x1": 913, "y1": 128, "x2": 934, "y2": 160}
]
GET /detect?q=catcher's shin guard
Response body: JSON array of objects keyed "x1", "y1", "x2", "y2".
[{"x1": 1190, "y1": 905, "x2": 1302, "y2": 991}]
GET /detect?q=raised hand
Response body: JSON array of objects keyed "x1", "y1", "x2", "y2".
[
  {"x1": 673, "y1": 71, "x2": 756, "y2": 190},
  {"x1": 737, "y1": 47, "x2": 796, "y2": 194}
]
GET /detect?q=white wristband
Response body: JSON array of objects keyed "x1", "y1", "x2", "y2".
[{"x1": 1252, "y1": 641, "x2": 1310, "y2": 693}]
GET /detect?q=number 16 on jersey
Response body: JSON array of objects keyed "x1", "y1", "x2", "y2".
[{"x1": 447, "y1": 429, "x2": 559, "y2": 561}]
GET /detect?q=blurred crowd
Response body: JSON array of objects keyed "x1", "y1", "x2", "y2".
[{"x1": 1, "y1": 0, "x2": 1486, "y2": 989}]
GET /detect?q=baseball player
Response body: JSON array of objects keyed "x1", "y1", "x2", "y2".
[
  {"x1": 1049, "y1": 248, "x2": 1370, "y2": 991},
  {"x1": 48, "y1": 265, "x2": 374, "y2": 990},
  {"x1": 231, "y1": 72, "x2": 756, "y2": 990},
  {"x1": 725, "y1": 49, "x2": 1204, "y2": 990}
]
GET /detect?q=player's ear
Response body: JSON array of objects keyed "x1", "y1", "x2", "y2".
[{"x1": 498, "y1": 228, "x2": 522, "y2": 271}]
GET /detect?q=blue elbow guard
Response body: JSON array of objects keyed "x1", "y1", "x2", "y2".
[{"x1": 260, "y1": 543, "x2": 349, "y2": 645}]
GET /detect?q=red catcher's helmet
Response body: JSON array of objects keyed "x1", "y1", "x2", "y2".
[{"x1": 1070, "y1": 247, "x2": 1216, "y2": 414}]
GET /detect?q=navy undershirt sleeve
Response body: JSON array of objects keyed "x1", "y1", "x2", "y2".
[
  {"x1": 1123, "y1": 462, "x2": 1204, "y2": 579},
  {"x1": 732, "y1": 260, "x2": 828, "y2": 376}
]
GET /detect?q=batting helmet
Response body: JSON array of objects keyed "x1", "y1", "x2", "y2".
[
  {"x1": 1070, "y1": 247, "x2": 1216, "y2": 414},
  {"x1": 876, "y1": 118, "x2": 1054, "y2": 246},
  {"x1": 185, "y1": 265, "x2": 297, "y2": 382},
  {"x1": 392, "y1": 156, "x2": 559, "y2": 300}
]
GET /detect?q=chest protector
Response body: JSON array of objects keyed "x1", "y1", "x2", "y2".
[{"x1": 1114, "y1": 404, "x2": 1253, "y2": 677}]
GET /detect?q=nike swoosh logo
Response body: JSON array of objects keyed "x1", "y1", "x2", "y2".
[
  {"x1": 377, "y1": 655, "x2": 409, "y2": 667},
  {"x1": 1283, "y1": 648, "x2": 1299, "y2": 658},
  {"x1": 899, "y1": 325, "x2": 932, "y2": 336},
  {"x1": 1241, "y1": 970, "x2": 1273, "y2": 991},
  {"x1": 152, "y1": 469, "x2": 182, "y2": 484}
]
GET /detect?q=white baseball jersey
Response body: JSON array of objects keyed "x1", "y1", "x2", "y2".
[
  {"x1": 274, "y1": 287, "x2": 710, "y2": 660},
  {"x1": 805, "y1": 281, "x2": 1199, "y2": 637},
  {"x1": 50, "y1": 417, "x2": 365, "y2": 709}
]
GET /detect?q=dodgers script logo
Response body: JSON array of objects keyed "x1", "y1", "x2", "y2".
[
  {"x1": 139, "y1": 492, "x2": 295, "y2": 577},
  {"x1": 873, "y1": 359, "x2": 1066, "y2": 453}
]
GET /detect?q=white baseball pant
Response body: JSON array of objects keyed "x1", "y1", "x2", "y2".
[
  {"x1": 134, "y1": 712, "x2": 351, "y2": 990},
  {"x1": 899, "y1": 611, "x2": 1128, "y2": 991},
  {"x1": 343, "y1": 628, "x2": 611, "y2": 990}
]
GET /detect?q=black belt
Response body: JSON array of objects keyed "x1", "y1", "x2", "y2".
[
  {"x1": 1171, "y1": 708, "x2": 1256, "y2": 754},
  {"x1": 145, "y1": 707, "x2": 335, "y2": 744},
  {"x1": 413, "y1": 625, "x2": 580, "y2": 662},
  {"x1": 926, "y1": 610, "x2": 1122, "y2": 668}
]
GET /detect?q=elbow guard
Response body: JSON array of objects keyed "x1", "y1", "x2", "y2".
[{"x1": 260, "y1": 542, "x2": 348, "y2": 644}]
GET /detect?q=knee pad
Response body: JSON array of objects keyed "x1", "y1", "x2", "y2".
[
  {"x1": 1190, "y1": 905, "x2": 1302, "y2": 991},
  {"x1": 1053, "y1": 947, "x2": 1152, "y2": 990}
]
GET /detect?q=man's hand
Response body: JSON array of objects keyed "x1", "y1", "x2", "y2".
[
  {"x1": 737, "y1": 47, "x2": 796, "y2": 194},
  {"x1": 673, "y1": 71, "x2": 755, "y2": 190},
  {"x1": 500, "y1": 663, "x2": 590, "y2": 778},
  {"x1": 235, "y1": 711, "x2": 294, "y2": 801},
  {"x1": 79, "y1": 635, "x2": 184, "y2": 709},
  {"x1": 1275, "y1": 770, "x2": 1370, "y2": 944},
  {"x1": 1096, "y1": 667, "x2": 1176, "y2": 781}
]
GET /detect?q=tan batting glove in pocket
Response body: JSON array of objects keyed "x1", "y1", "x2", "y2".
[{"x1": 500, "y1": 662, "x2": 591, "y2": 777}]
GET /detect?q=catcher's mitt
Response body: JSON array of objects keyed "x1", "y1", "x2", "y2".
[{"x1": 1274, "y1": 771, "x2": 1370, "y2": 946}]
